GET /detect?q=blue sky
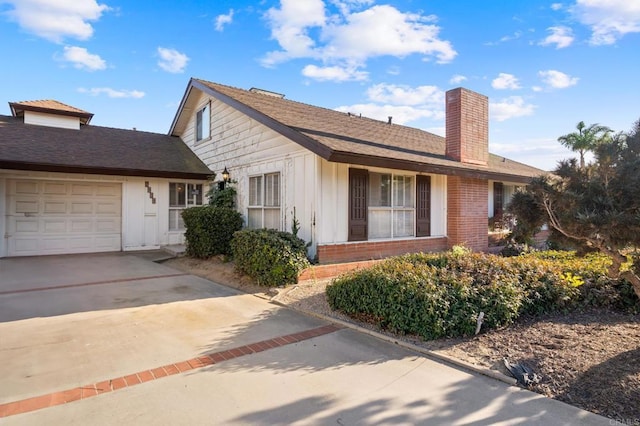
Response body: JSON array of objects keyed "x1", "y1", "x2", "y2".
[{"x1": 1, "y1": 0, "x2": 639, "y2": 171}]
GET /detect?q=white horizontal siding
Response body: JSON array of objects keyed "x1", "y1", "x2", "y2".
[{"x1": 24, "y1": 111, "x2": 80, "y2": 130}]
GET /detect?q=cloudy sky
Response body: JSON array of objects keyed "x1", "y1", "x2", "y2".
[{"x1": 1, "y1": 0, "x2": 639, "y2": 170}]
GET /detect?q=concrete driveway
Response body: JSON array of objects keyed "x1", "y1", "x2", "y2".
[{"x1": 0, "y1": 252, "x2": 608, "y2": 425}]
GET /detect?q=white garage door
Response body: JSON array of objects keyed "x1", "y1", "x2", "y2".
[{"x1": 7, "y1": 179, "x2": 122, "y2": 256}]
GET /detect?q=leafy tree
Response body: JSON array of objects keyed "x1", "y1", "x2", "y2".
[
  {"x1": 558, "y1": 121, "x2": 612, "y2": 168},
  {"x1": 520, "y1": 120, "x2": 640, "y2": 299}
]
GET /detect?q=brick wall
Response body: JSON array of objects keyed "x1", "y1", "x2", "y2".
[
  {"x1": 317, "y1": 237, "x2": 448, "y2": 264},
  {"x1": 447, "y1": 176, "x2": 489, "y2": 251},
  {"x1": 445, "y1": 88, "x2": 488, "y2": 166}
]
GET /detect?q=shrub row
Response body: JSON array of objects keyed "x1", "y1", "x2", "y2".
[
  {"x1": 230, "y1": 228, "x2": 310, "y2": 287},
  {"x1": 182, "y1": 206, "x2": 243, "y2": 258},
  {"x1": 326, "y1": 249, "x2": 638, "y2": 340}
]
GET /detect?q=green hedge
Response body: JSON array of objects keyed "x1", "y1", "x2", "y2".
[
  {"x1": 182, "y1": 206, "x2": 243, "y2": 258},
  {"x1": 326, "y1": 250, "x2": 638, "y2": 340},
  {"x1": 230, "y1": 229, "x2": 310, "y2": 287}
]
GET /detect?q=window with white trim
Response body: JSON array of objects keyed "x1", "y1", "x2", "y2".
[
  {"x1": 169, "y1": 183, "x2": 203, "y2": 230},
  {"x1": 368, "y1": 173, "x2": 414, "y2": 239},
  {"x1": 248, "y1": 173, "x2": 281, "y2": 229},
  {"x1": 196, "y1": 103, "x2": 210, "y2": 142}
]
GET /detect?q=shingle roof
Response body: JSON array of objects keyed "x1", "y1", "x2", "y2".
[
  {"x1": 0, "y1": 115, "x2": 212, "y2": 179},
  {"x1": 9, "y1": 100, "x2": 94, "y2": 125},
  {"x1": 183, "y1": 78, "x2": 545, "y2": 183}
]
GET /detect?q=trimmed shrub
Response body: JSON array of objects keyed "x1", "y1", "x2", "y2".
[
  {"x1": 327, "y1": 252, "x2": 525, "y2": 339},
  {"x1": 182, "y1": 206, "x2": 243, "y2": 258},
  {"x1": 231, "y1": 229, "x2": 310, "y2": 287},
  {"x1": 326, "y1": 249, "x2": 639, "y2": 340}
]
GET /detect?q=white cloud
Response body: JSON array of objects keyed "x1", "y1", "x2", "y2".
[
  {"x1": 262, "y1": 1, "x2": 456, "y2": 81},
  {"x1": 335, "y1": 103, "x2": 442, "y2": 124},
  {"x1": 366, "y1": 83, "x2": 444, "y2": 106},
  {"x1": 60, "y1": 46, "x2": 106, "y2": 71},
  {"x1": 334, "y1": 82, "x2": 445, "y2": 124},
  {"x1": 490, "y1": 96, "x2": 536, "y2": 121},
  {"x1": 3, "y1": 0, "x2": 110, "y2": 43},
  {"x1": 78, "y1": 87, "x2": 145, "y2": 98},
  {"x1": 449, "y1": 74, "x2": 467, "y2": 85},
  {"x1": 538, "y1": 69, "x2": 579, "y2": 88},
  {"x1": 539, "y1": 26, "x2": 574, "y2": 48},
  {"x1": 157, "y1": 47, "x2": 189, "y2": 73},
  {"x1": 571, "y1": 0, "x2": 640, "y2": 45},
  {"x1": 485, "y1": 31, "x2": 522, "y2": 46},
  {"x1": 215, "y1": 9, "x2": 234, "y2": 31},
  {"x1": 551, "y1": 3, "x2": 564, "y2": 11},
  {"x1": 302, "y1": 64, "x2": 368, "y2": 81},
  {"x1": 492, "y1": 73, "x2": 521, "y2": 90}
]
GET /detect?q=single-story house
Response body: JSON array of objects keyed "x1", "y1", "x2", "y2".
[
  {"x1": 0, "y1": 81, "x2": 544, "y2": 261},
  {"x1": 169, "y1": 78, "x2": 544, "y2": 263},
  {"x1": 0, "y1": 100, "x2": 212, "y2": 257}
]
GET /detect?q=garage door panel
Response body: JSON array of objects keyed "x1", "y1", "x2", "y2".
[
  {"x1": 7, "y1": 179, "x2": 122, "y2": 256},
  {"x1": 70, "y1": 219, "x2": 93, "y2": 232},
  {"x1": 44, "y1": 201, "x2": 67, "y2": 214},
  {"x1": 71, "y1": 184, "x2": 94, "y2": 196},
  {"x1": 43, "y1": 220, "x2": 67, "y2": 233},
  {"x1": 96, "y1": 202, "x2": 118, "y2": 215},
  {"x1": 71, "y1": 202, "x2": 93, "y2": 214},
  {"x1": 96, "y1": 185, "x2": 118, "y2": 197},
  {"x1": 96, "y1": 219, "x2": 120, "y2": 232},
  {"x1": 44, "y1": 182, "x2": 66, "y2": 195},
  {"x1": 12, "y1": 238, "x2": 38, "y2": 254},
  {"x1": 15, "y1": 181, "x2": 38, "y2": 194},
  {"x1": 15, "y1": 200, "x2": 39, "y2": 213},
  {"x1": 14, "y1": 219, "x2": 39, "y2": 233}
]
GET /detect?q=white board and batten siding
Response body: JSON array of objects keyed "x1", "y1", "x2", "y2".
[
  {"x1": 182, "y1": 92, "x2": 319, "y2": 255},
  {"x1": 180, "y1": 91, "x2": 452, "y2": 257}
]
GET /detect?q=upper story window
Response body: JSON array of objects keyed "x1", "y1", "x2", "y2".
[
  {"x1": 169, "y1": 182, "x2": 203, "y2": 231},
  {"x1": 196, "y1": 103, "x2": 210, "y2": 142},
  {"x1": 248, "y1": 173, "x2": 281, "y2": 230}
]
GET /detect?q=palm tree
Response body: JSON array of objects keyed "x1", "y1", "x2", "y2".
[{"x1": 558, "y1": 121, "x2": 612, "y2": 168}]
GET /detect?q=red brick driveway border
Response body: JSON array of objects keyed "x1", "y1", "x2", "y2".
[{"x1": 0, "y1": 324, "x2": 343, "y2": 418}]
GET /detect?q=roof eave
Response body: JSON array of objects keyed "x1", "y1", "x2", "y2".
[
  {"x1": 0, "y1": 161, "x2": 213, "y2": 180},
  {"x1": 327, "y1": 151, "x2": 539, "y2": 183}
]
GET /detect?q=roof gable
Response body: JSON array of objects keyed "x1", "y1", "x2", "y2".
[
  {"x1": 9, "y1": 100, "x2": 94, "y2": 125},
  {"x1": 170, "y1": 78, "x2": 546, "y2": 183}
]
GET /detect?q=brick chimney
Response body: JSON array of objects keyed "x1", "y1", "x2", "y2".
[{"x1": 445, "y1": 88, "x2": 488, "y2": 166}]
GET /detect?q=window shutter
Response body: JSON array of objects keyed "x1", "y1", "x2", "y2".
[
  {"x1": 416, "y1": 175, "x2": 431, "y2": 237},
  {"x1": 493, "y1": 182, "x2": 504, "y2": 217},
  {"x1": 348, "y1": 168, "x2": 368, "y2": 241}
]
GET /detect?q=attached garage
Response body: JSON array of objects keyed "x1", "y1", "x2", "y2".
[
  {"x1": 6, "y1": 179, "x2": 122, "y2": 256},
  {"x1": 0, "y1": 99, "x2": 212, "y2": 258}
]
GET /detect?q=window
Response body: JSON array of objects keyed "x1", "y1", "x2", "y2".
[
  {"x1": 367, "y1": 172, "x2": 414, "y2": 239},
  {"x1": 248, "y1": 173, "x2": 281, "y2": 229},
  {"x1": 348, "y1": 169, "x2": 431, "y2": 242},
  {"x1": 196, "y1": 103, "x2": 210, "y2": 142},
  {"x1": 169, "y1": 183, "x2": 203, "y2": 230}
]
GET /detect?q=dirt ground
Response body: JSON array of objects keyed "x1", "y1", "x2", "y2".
[{"x1": 165, "y1": 256, "x2": 640, "y2": 423}]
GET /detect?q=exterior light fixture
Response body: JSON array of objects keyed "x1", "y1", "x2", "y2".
[{"x1": 222, "y1": 167, "x2": 230, "y2": 183}]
